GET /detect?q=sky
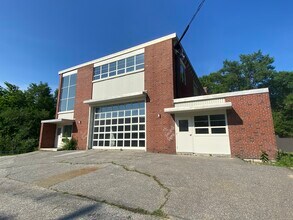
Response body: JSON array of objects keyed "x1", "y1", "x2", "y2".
[{"x1": 0, "y1": 0, "x2": 292, "y2": 91}]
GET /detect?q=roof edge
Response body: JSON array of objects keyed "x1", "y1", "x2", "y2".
[
  {"x1": 59, "y1": 33, "x2": 177, "y2": 75},
  {"x1": 174, "y1": 88, "x2": 269, "y2": 104}
]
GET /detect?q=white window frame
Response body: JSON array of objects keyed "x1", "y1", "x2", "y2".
[
  {"x1": 194, "y1": 113, "x2": 228, "y2": 135},
  {"x1": 59, "y1": 70, "x2": 77, "y2": 112},
  {"x1": 93, "y1": 49, "x2": 144, "y2": 82}
]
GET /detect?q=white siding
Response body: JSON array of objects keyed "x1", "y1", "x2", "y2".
[
  {"x1": 92, "y1": 71, "x2": 144, "y2": 100},
  {"x1": 58, "y1": 112, "x2": 74, "y2": 120}
]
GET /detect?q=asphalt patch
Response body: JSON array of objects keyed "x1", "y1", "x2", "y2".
[{"x1": 35, "y1": 167, "x2": 98, "y2": 188}]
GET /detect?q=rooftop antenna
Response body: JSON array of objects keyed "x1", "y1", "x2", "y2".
[{"x1": 174, "y1": 0, "x2": 206, "y2": 50}]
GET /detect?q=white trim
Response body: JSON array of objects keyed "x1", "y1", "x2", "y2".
[
  {"x1": 58, "y1": 110, "x2": 74, "y2": 114},
  {"x1": 174, "y1": 88, "x2": 269, "y2": 104},
  {"x1": 41, "y1": 118, "x2": 75, "y2": 124},
  {"x1": 63, "y1": 70, "x2": 77, "y2": 77},
  {"x1": 84, "y1": 91, "x2": 147, "y2": 106},
  {"x1": 59, "y1": 33, "x2": 176, "y2": 74},
  {"x1": 164, "y1": 102, "x2": 232, "y2": 113}
]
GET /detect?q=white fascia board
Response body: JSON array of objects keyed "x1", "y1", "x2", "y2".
[
  {"x1": 83, "y1": 91, "x2": 147, "y2": 106},
  {"x1": 164, "y1": 102, "x2": 232, "y2": 114},
  {"x1": 59, "y1": 33, "x2": 177, "y2": 75},
  {"x1": 41, "y1": 118, "x2": 75, "y2": 124},
  {"x1": 174, "y1": 88, "x2": 269, "y2": 104},
  {"x1": 63, "y1": 70, "x2": 77, "y2": 77}
]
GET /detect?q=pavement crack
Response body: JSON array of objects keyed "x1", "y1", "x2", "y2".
[{"x1": 111, "y1": 161, "x2": 170, "y2": 217}]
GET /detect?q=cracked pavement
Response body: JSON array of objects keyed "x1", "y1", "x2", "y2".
[{"x1": 0, "y1": 150, "x2": 292, "y2": 219}]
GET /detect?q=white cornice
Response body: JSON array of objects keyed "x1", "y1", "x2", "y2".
[
  {"x1": 174, "y1": 88, "x2": 269, "y2": 104},
  {"x1": 59, "y1": 33, "x2": 177, "y2": 75}
]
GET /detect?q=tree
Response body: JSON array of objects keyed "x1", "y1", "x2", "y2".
[
  {"x1": 199, "y1": 51, "x2": 293, "y2": 137},
  {"x1": 200, "y1": 50, "x2": 275, "y2": 93},
  {"x1": 0, "y1": 82, "x2": 56, "y2": 155}
]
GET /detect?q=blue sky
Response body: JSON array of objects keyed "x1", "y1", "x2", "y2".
[{"x1": 0, "y1": 0, "x2": 292, "y2": 91}]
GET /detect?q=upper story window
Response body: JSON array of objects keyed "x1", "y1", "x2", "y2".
[
  {"x1": 59, "y1": 73, "x2": 77, "y2": 112},
  {"x1": 180, "y1": 59, "x2": 186, "y2": 85},
  {"x1": 93, "y1": 53, "x2": 144, "y2": 81}
]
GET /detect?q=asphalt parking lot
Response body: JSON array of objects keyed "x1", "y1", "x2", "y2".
[{"x1": 0, "y1": 150, "x2": 292, "y2": 220}]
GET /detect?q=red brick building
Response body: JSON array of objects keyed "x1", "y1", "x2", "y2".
[{"x1": 39, "y1": 33, "x2": 277, "y2": 159}]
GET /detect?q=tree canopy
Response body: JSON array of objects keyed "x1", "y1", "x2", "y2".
[
  {"x1": 199, "y1": 51, "x2": 293, "y2": 137},
  {"x1": 0, "y1": 82, "x2": 56, "y2": 155}
]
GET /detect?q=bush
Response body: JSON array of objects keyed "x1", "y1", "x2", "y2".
[
  {"x1": 260, "y1": 151, "x2": 269, "y2": 163},
  {"x1": 62, "y1": 138, "x2": 77, "y2": 150},
  {"x1": 275, "y1": 150, "x2": 293, "y2": 167}
]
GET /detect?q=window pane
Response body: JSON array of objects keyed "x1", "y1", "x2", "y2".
[
  {"x1": 126, "y1": 67, "x2": 134, "y2": 72},
  {"x1": 67, "y1": 98, "x2": 75, "y2": 110},
  {"x1": 62, "y1": 76, "x2": 69, "y2": 88},
  {"x1": 194, "y1": 121, "x2": 208, "y2": 127},
  {"x1": 136, "y1": 64, "x2": 144, "y2": 70},
  {"x1": 118, "y1": 59, "x2": 125, "y2": 69},
  {"x1": 102, "y1": 64, "x2": 108, "y2": 73},
  {"x1": 68, "y1": 85, "x2": 76, "y2": 98},
  {"x1": 194, "y1": 115, "x2": 208, "y2": 127},
  {"x1": 118, "y1": 69, "x2": 125, "y2": 75},
  {"x1": 109, "y1": 62, "x2": 116, "y2": 71},
  {"x1": 195, "y1": 128, "x2": 209, "y2": 134},
  {"x1": 61, "y1": 88, "x2": 68, "y2": 99},
  {"x1": 70, "y1": 74, "x2": 77, "y2": 85},
  {"x1": 136, "y1": 54, "x2": 144, "y2": 64},
  {"x1": 179, "y1": 120, "x2": 188, "y2": 132},
  {"x1": 210, "y1": 120, "x2": 226, "y2": 126},
  {"x1": 59, "y1": 100, "x2": 67, "y2": 112},
  {"x1": 210, "y1": 114, "x2": 225, "y2": 121},
  {"x1": 211, "y1": 128, "x2": 226, "y2": 134},
  {"x1": 63, "y1": 125, "x2": 72, "y2": 137},
  {"x1": 94, "y1": 66, "x2": 100, "y2": 75},
  {"x1": 126, "y1": 56, "x2": 134, "y2": 67}
]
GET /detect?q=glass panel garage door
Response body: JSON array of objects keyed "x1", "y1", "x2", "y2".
[{"x1": 92, "y1": 101, "x2": 145, "y2": 148}]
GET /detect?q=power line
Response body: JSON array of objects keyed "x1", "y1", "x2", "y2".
[{"x1": 175, "y1": 0, "x2": 206, "y2": 49}]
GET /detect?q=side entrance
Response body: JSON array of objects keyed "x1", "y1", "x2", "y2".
[{"x1": 175, "y1": 111, "x2": 231, "y2": 155}]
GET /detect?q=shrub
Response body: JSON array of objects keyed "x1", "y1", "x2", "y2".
[
  {"x1": 260, "y1": 151, "x2": 269, "y2": 163},
  {"x1": 62, "y1": 138, "x2": 77, "y2": 150}
]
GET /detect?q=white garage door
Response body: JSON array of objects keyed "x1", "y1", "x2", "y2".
[{"x1": 92, "y1": 101, "x2": 146, "y2": 149}]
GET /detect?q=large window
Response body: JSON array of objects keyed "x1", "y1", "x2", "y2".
[
  {"x1": 59, "y1": 73, "x2": 77, "y2": 112},
  {"x1": 194, "y1": 114, "x2": 227, "y2": 134},
  {"x1": 92, "y1": 101, "x2": 146, "y2": 148},
  {"x1": 93, "y1": 53, "x2": 144, "y2": 81}
]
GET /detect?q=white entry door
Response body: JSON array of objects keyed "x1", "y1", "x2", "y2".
[
  {"x1": 54, "y1": 126, "x2": 63, "y2": 149},
  {"x1": 175, "y1": 117, "x2": 193, "y2": 152}
]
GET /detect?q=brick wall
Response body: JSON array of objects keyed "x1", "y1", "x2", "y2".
[
  {"x1": 144, "y1": 39, "x2": 176, "y2": 154},
  {"x1": 72, "y1": 64, "x2": 93, "y2": 150},
  {"x1": 226, "y1": 92, "x2": 277, "y2": 159},
  {"x1": 39, "y1": 123, "x2": 56, "y2": 148}
]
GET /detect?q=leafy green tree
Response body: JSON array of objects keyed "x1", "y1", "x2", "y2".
[
  {"x1": 199, "y1": 51, "x2": 293, "y2": 137},
  {"x1": 0, "y1": 82, "x2": 56, "y2": 155},
  {"x1": 200, "y1": 50, "x2": 275, "y2": 93}
]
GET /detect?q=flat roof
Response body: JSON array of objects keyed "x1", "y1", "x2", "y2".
[{"x1": 59, "y1": 33, "x2": 177, "y2": 75}]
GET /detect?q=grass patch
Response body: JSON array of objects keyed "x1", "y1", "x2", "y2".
[
  {"x1": 152, "y1": 209, "x2": 168, "y2": 218},
  {"x1": 275, "y1": 151, "x2": 293, "y2": 167}
]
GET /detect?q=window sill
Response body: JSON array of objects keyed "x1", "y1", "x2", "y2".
[{"x1": 58, "y1": 110, "x2": 74, "y2": 114}]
